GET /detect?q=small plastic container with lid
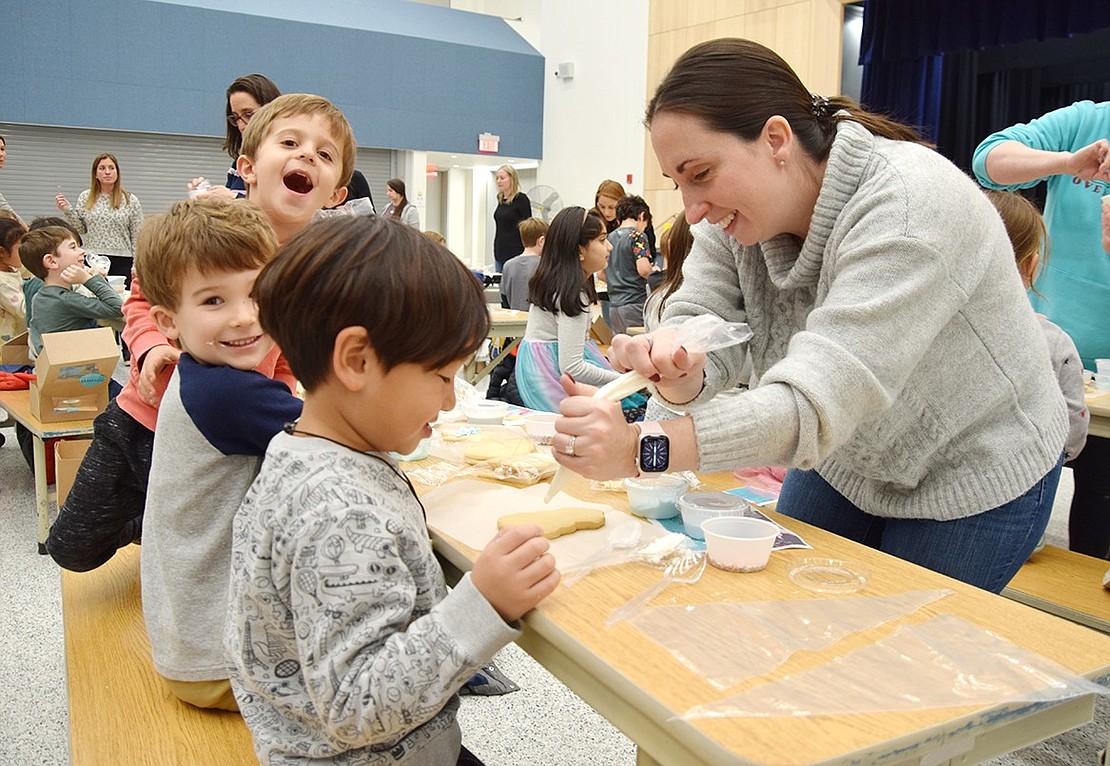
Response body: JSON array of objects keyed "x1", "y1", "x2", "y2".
[
  {"x1": 623, "y1": 474, "x2": 690, "y2": 519},
  {"x1": 678, "y1": 490, "x2": 751, "y2": 540}
]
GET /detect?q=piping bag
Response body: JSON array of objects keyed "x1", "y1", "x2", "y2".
[{"x1": 544, "y1": 315, "x2": 752, "y2": 502}]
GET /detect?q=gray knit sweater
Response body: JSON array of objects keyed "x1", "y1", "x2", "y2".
[{"x1": 661, "y1": 121, "x2": 1067, "y2": 521}]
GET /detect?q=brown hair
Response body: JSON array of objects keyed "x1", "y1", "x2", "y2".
[
  {"x1": 240, "y1": 93, "x2": 356, "y2": 189},
  {"x1": 254, "y1": 216, "x2": 489, "y2": 391},
  {"x1": 385, "y1": 178, "x2": 409, "y2": 218},
  {"x1": 423, "y1": 230, "x2": 446, "y2": 245},
  {"x1": 223, "y1": 73, "x2": 281, "y2": 160},
  {"x1": 134, "y1": 198, "x2": 277, "y2": 310},
  {"x1": 19, "y1": 226, "x2": 73, "y2": 279},
  {"x1": 0, "y1": 218, "x2": 27, "y2": 268},
  {"x1": 518, "y1": 216, "x2": 548, "y2": 248},
  {"x1": 646, "y1": 38, "x2": 929, "y2": 165},
  {"x1": 85, "y1": 153, "x2": 129, "y2": 210},
  {"x1": 649, "y1": 214, "x2": 694, "y2": 324},
  {"x1": 984, "y1": 190, "x2": 1049, "y2": 297},
  {"x1": 528, "y1": 207, "x2": 603, "y2": 317},
  {"x1": 593, "y1": 179, "x2": 626, "y2": 233}
]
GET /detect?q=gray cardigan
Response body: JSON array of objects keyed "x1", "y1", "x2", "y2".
[{"x1": 661, "y1": 121, "x2": 1067, "y2": 521}]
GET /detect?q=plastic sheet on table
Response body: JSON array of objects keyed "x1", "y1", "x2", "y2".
[
  {"x1": 684, "y1": 613, "x2": 1109, "y2": 718},
  {"x1": 630, "y1": 590, "x2": 951, "y2": 689}
]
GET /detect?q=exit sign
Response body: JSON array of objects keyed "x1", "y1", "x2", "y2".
[{"x1": 478, "y1": 132, "x2": 500, "y2": 153}]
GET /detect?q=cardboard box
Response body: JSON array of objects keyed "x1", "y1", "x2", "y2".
[
  {"x1": 55, "y1": 439, "x2": 92, "y2": 506},
  {"x1": 1, "y1": 331, "x2": 31, "y2": 367},
  {"x1": 30, "y1": 327, "x2": 120, "y2": 423}
]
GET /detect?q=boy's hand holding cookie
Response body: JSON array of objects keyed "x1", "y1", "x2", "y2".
[
  {"x1": 471, "y1": 524, "x2": 560, "y2": 623},
  {"x1": 60, "y1": 263, "x2": 95, "y2": 285}
]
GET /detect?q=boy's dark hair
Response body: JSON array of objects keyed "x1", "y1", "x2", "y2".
[
  {"x1": 255, "y1": 216, "x2": 490, "y2": 391},
  {"x1": 19, "y1": 226, "x2": 73, "y2": 279},
  {"x1": 134, "y1": 198, "x2": 277, "y2": 310},
  {"x1": 29, "y1": 216, "x2": 82, "y2": 246},
  {"x1": 528, "y1": 206, "x2": 603, "y2": 318},
  {"x1": 615, "y1": 194, "x2": 650, "y2": 223},
  {"x1": 518, "y1": 217, "x2": 548, "y2": 248}
]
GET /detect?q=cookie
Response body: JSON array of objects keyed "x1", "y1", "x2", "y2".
[{"x1": 497, "y1": 508, "x2": 606, "y2": 539}]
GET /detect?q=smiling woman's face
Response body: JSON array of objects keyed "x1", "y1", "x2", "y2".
[{"x1": 651, "y1": 111, "x2": 791, "y2": 246}]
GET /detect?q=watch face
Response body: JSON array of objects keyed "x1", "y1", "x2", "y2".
[{"x1": 639, "y1": 434, "x2": 670, "y2": 472}]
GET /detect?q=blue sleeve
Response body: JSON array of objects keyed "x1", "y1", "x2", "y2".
[
  {"x1": 972, "y1": 101, "x2": 1093, "y2": 189},
  {"x1": 177, "y1": 355, "x2": 303, "y2": 456}
]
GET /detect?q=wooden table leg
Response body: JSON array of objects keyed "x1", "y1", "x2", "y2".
[{"x1": 33, "y1": 434, "x2": 49, "y2": 555}]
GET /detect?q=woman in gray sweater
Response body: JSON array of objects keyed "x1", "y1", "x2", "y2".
[{"x1": 552, "y1": 39, "x2": 1067, "y2": 593}]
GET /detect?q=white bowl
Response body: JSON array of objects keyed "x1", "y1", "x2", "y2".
[
  {"x1": 462, "y1": 400, "x2": 508, "y2": 425},
  {"x1": 678, "y1": 490, "x2": 751, "y2": 540},
  {"x1": 623, "y1": 474, "x2": 690, "y2": 519},
  {"x1": 701, "y1": 516, "x2": 778, "y2": 572},
  {"x1": 523, "y1": 412, "x2": 558, "y2": 445}
]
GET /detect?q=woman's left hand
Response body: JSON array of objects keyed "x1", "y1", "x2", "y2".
[{"x1": 551, "y1": 374, "x2": 640, "y2": 479}]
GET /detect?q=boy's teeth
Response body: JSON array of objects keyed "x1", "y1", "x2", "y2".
[{"x1": 719, "y1": 212, "x2": 735, "y2": 229}]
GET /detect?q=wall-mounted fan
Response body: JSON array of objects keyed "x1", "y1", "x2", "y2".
[{"x1": 526, "y1": 185, "x2": 564, "y2": 222}]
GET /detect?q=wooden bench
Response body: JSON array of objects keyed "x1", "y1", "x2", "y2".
[
  {"x1": 61, "y1": 545, "x2": 257, "y2": 765},
  {"x1": 1003, "y1": 544, "x2": 1110, "y2": 634}
]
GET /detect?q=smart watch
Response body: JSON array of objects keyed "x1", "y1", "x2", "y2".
[{"x1": 636, "y1": 422, "x2": 670, "y2": 475}]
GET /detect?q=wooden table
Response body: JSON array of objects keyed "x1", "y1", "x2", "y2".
[
  {"x1": 424, "y1": 469, "x2": 1110, "y2": 766},
  {"x1": 462, "y1": 308, "x2": 529, "y2": 385},
  {"x1": 1088, "y1": 387, "x2": 1110, "y2": 439},
  {"x1": 1005, "y1": 544, "x2": 1110, "y2": 634},
  {"x1": 60, "y1": 545, "x2": 256, "y2": 765},
  {"x1": 0, "y1": 389, "x2": 95, "y2": 554}
]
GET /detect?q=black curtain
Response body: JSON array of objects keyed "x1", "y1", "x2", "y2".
[{"x1": 860, "y1": 0, "x2": 1110, "y2": 156}]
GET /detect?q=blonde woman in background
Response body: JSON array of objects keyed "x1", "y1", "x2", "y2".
[
  {"x1": 56, "y1": 153, "x2": 143, "y2": 258},
  {"x1": 492, "y1": 164, "x2": 530, "y2": 272}
]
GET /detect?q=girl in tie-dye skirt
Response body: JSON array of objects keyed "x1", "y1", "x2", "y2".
[{"x1": 513, "y1": 206, "x2": 646, "y2": 420}]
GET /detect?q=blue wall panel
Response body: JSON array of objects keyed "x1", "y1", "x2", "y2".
[{"x1": 3, "y1": 0, "x2": 544, "y2": 158}]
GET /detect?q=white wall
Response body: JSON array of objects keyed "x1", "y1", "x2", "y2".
[
  {"x1": 535, "y1": 0, "x2": 649, "y2": 209},
  {"x1": 448, "y1": 0, "x2": 650, "y2": 265}
]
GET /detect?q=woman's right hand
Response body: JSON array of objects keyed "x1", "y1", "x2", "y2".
[
  {"x1": 608, "y1": 328, "x2": 706, "y2": 404},
  {"x1": 55, "y1": 193, "x2": 70, "y2": 211},
  {"x1": 138, "y1": 344, "x2": 181, "y2": 406}
]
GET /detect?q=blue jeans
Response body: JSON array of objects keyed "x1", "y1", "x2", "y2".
[{"x1": 776, "y1": 460, "x2": 1063, "y2": 593}]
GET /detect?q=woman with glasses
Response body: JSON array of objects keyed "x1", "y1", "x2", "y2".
[{"x1": 187, "y1": 73, "x2": 281, "y2": 200}]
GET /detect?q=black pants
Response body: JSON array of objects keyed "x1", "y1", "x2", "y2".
[
  {"x1": 45, "y1": 400, "x2": 154, "y2": 572},
  {"x1": 1068, "y1": 434, "x2": 1110, "y2": 558}
]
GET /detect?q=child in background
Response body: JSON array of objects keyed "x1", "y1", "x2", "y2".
[
  {"x1": 18, "y1": 225, "x2": 122, "y2": 358},
  {"x1": 0, "y1": 217, "x2": 27, "y2": 342},
  {"x1": 500, "y1": 217, "x2": 547, "y2": 311},
  {"x1": 487, "y1": 217, "x2": 547, "y2": 402},
  {"x1": 643, "y1": 214, "x2": 693, "y2": 330},
  {"x1": 604, "y1": 195, "x2": 653, "y2": 335},
  {"x1": 514, "y1": 206, "x2": 645, "y2": 418},
  {"x1": 46, "y1": 93, "x2": 353, "y2": 573},
  {"x1": 228, "y1": 216, "x2": 559, "y2": 764},
  {"x1": 137, "y1": 198, "x2": 303, "y2": 710},
  {"x1": 986, "y1": 190, "x2": 1087, "y2": 463}
]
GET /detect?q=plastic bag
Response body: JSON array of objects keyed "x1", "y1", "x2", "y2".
[
  {"x1": 629, "y1": 590, "x2": 952, "y2": 689},
  {"x1": 455, "y1": 452, "x2": 559, "y2": 487},
  {"x1": 684, "y1": 613, "x2": 1109, "y2": 718}
]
